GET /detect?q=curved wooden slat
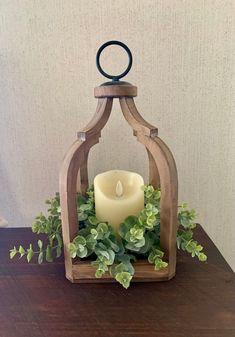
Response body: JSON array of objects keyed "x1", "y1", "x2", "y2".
[
  {"x1": 119, "y1": 98, "x2": 158, "y2": 137},
  {"x1": 120, "y1": 97, "x2": 178, "y2": 278},
  {"x1": 120, "y1": 97, "x2": 160, "y2": 188},
  {"x1": 77, "y1": 150, "x2": 89, "y2": 195},
  {"x1": 137, "y1": 134, "x2": 178, "y2": 277},
  {"x1": 60, "y1": 139, "x2": 98, "y2": 280},
  {"x1": 146, "y1": 148, "x2": 160, "y2": 188},
  {"x1": 77, "y1": 98, "x2": 113, "y2": 140},
  {"x1": 59, "y1": 98, "x2": 113, "y2": 280}
]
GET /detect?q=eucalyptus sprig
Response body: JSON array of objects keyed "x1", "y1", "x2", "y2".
[
  {"x1": 177, "y1": 203, "x2": 207, "y2": 262},
  {"x1": 10, "y1": 184, "x2": 207, "y2": 289},
  {"x1": 10, "y1": 194, "x2": 63, "y2": 263}
]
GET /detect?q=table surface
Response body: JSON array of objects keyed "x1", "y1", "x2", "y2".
[{"x1": 0, "y1": 226, "x2": 235, "y2": 337}]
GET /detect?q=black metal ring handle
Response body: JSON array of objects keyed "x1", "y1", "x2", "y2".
[{"x1": 96, "y1": 40, "x2": 132, "y2": 81}]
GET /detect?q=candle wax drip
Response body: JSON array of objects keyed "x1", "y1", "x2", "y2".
[{"x1": 116, "y1": 180, "x2": 123, "y2": 197}]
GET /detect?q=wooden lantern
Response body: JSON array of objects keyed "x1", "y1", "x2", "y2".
[{"x1": 59, "y1": 41, "x2": 178, "y2": 283}]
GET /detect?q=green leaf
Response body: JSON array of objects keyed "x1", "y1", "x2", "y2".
[
  {"x1": 124, "y1": 216, "x2": 138, "y2": 226},
  {"x1": 107, "y1": 249, "x2": 115, "y2": 265},
  {"x1": 139, "y1": 232, "x2": 155, "y2": 254},
  {"x1": 46, "y1": 245, "x2": 53, "y2": 262},
  {"x1": 196, "y1": 245, "x2": 203, "y2": 252},
  {"x1": 56, "y1": 245, "x2": 62, "y2": 258},
  {"x1": 80, "y1": 204, "x2": 92, "y2": 211},
  {"x1": 26, "y1": 244, "x2": 34, "y2": 262},
  {"x1": 78, "y1": 227, "x2": 91, "y2": 237},
  {"x1": 77, "y1": 193, "x2": 87, "y2": 205},
  {"x1": 148, "y1": 248, "x2": 164, "y2": 264},
  {"x1": 134, "y1": 237, "x2": 145, "y2": 248},
  {"x1": 68, "y1": 243, "x2": 77, "y2": 258},
  {"x1": 73, "y1": 235, "x2": 86, "y2": 246},
  {"x1": 95, "y1": 269, "x2": 104, "y2": 278},
  {"x1": 38, "y1": 240, "x2": 43, "y2": 250},
  {"x1": 56, "y1": 233, "x2": 63, "y2": 248},
  {"x1": 154, "y1": 259, "x2": 168, "y2": 271},
  {"x1": 118, "y1": 222, "x2": 130, "y2": 238},
  {"x1": 32, "y1": 222, "x2": 39, "y2": 233},
  {"x1": 97, "y1": 223, "x2": 108, "y2": 235},
  {"x1": 90, "y1": 228, "x2": 98, "y2": 239},
  {"x1": 27, "y1": 250, "x2": 34, "y2": 262},
  {"x1": 88, "y1": 216, "x2": 99, "y2": 225},
  {"x1": 106, "y1": 238, "x2": 120, "y2": 252},
  {"x1": 10, "y1": 247, "x2": 17, "y2": 259},
  {"x1": 125, "y1": 242, "x2": 141, "y2": 252},
  {"x1": 78, "y1": 244, "x2": 85, "y2": 252},
  {"x1": 38, "y1": 252, "x2": 43, "y2": 264},
  {"x1": 146, "y1": 203, "x2": 153, "y2": 211},
  {"x1": 146, "y1": 215, "x2": 156, "y2": 227},
  {"x1": 112, "y1": 258, "x2": 135, "y2": 277},
  {"x1": 97, "y1": 250, "x2": 110, "y2": 260},
  {"x1": 130, "y1": 226, "x2": 144, "y2": 241},
  {"x1": 97, "y1": 242, "x2": 107, "y2": 250},
  {"x1": 78, "y1": 213, "x2": 88, "y2": 221},
  {"x1": 198, "y1": 252, "x2": 207, "y2": 262},
  {"x1": 86, "y1": 234, "x2": 97, "y2": 250},
  {"x1": 19, "y1": 245, "x2": 26, "y2": 257},
  {"x1": 77, "y1": 246, "x2": 88, "y2": 258},
  {"x1": 176, "y1": 236, "x2": 181, "y2": 249},
  {"x1": 115, "y1": 272, "x2": 132, "y2": 289},
  {"x1": 110, "y1": 263, "x2": 124, "y2": 276}
]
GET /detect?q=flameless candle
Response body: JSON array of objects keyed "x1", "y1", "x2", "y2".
[{"x1": 94, "y1": 170, "x2": 144, "y2": 232}]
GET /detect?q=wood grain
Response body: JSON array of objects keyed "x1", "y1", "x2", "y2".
[
  {"x1": 59, "y1": 98, "x2": 113, "y2": 280},
  {"x1": 71, "y1": 260, "x2": 170, "y2": 282},
  {"x1": 94, "y1": 83, "x2": 137, "y2": 98},
  {"x1": 1, "y1": 226, "x2": 235, "y2": 337}
]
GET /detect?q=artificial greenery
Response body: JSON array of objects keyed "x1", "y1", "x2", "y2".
[{"x1": 10, "y1": 185, "x2": 207, "y2": 289}]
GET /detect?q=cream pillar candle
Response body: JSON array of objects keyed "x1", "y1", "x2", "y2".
[{"x1": 94, "y1": 170, "x2": 144, "y2": 232}]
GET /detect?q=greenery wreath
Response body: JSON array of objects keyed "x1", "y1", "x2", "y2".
[{"x1": 10, "y1": 185, "x2": 207, "y2": 289}]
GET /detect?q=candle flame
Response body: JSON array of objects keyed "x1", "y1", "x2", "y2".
[{"x1": 116, "y1": 180, "x2": 123, "y2": 197}]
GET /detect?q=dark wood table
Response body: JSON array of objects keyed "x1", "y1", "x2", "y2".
[{"x1": 0, "y1": 226, "x2": 235, "y2": 337}]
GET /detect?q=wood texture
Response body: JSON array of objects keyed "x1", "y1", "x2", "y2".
[
  {"x1": 59, "y1": 98, "x2": 113, "y2": 280},
  {"x1": 1, "y1": 226, "x2": 235, "y2": 337},
  {"x1": 71, "y1": 260, "x2": 170, "y2": 282},
  {"x1": 94, "y1": 84, "x2": 137, "y2": 98},
  {"x1": 120, "y1": 96, "x2": 178, "y2": 276},
  {"x1": 147, "y1": 148, "x2": 160, "y2": 187},
  {"x1": 60, "y1": 83, "x2": 178, "y2": 283},
  {"x1": 119, "y1": 98, "x2": 158, "y2": 137}
]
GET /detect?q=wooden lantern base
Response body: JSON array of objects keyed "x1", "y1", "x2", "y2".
[
  {"x1": 68, "y1": 260, "x2": 174, "y2": 283},
  {"x1": 59, "y1": 82, "x2": 178, "y2": 284}
]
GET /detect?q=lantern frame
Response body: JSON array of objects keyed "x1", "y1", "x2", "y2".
[
  {"x1": 59, "y1": 82, "x2": 178, "y2": 283},
  {"x1": 59, "y1": 41, "x2": 178, "y2": 283}
]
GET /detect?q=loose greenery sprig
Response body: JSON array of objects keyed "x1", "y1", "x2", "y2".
[
  {"x1": 10, "y1": 185, "x2": 207, "y2": 289},
  {"x1": 10, "y1": 193, "x2": 63, "y2": 263}
]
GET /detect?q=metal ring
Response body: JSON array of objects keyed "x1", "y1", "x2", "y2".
[{"x1": 96, "y1": 40, "x2": 132, "y2": 81}]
